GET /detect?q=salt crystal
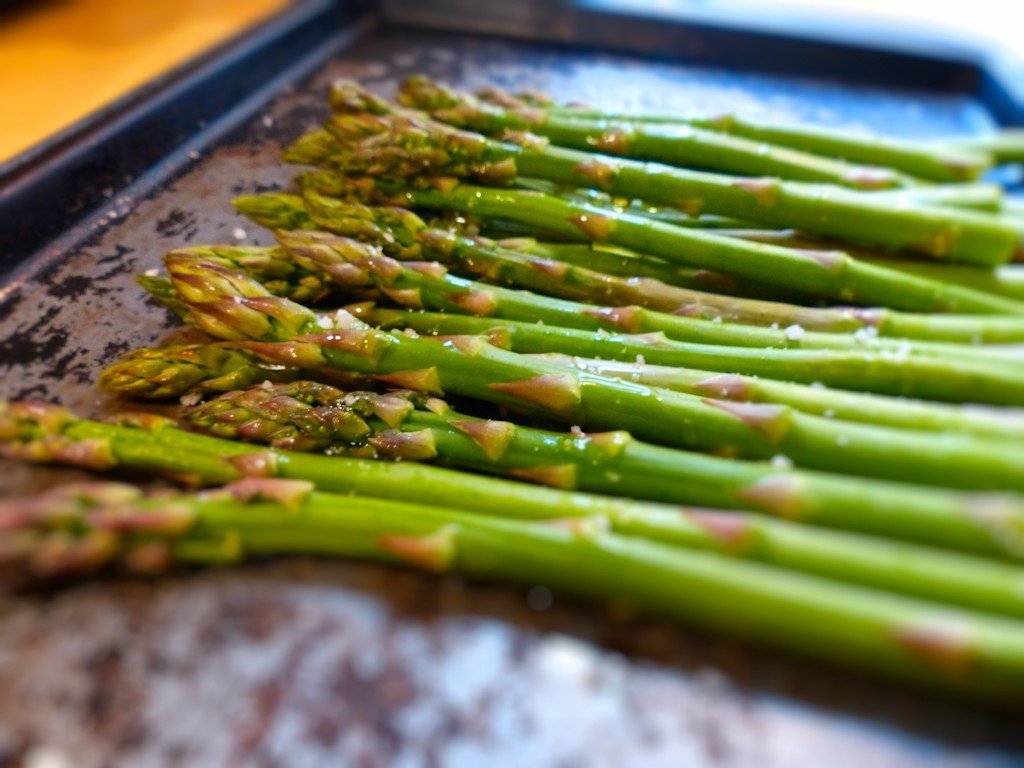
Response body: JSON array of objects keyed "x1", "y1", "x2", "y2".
[
  {"x1": 770, "y1": 454, "x2": 793, "y2": 470},
  {"x1": 784, "y1": 324, "x2": 805, "y2": 341},
  {"x1": 232, "y1": 227, "x2": 247, "y2": 241},
  {"x1": 853, "y1": 326, "x2": 878, "y2": 344}
]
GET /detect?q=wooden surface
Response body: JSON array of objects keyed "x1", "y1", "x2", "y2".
[{"x1": 0, "y1": 0, "x2": 289, "y2": 162}]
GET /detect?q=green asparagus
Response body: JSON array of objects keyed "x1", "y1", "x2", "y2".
[
  {"x1": 285, "y1": 179, "x2": 1024, "y2": 314},
  {"x1": 161, "y1": 252, "x2": 1024, "y2": 488},
  {"x1": 223, "y1": 226, "x2": 1024, "y2": 403},
  {"x1": 7, "y1": 477, "x2": 1024, "y2": 704},
  {"x1": 264, "y1": 197, "x2": 1024, "y2": 344},
  {"x1": 5, "y1": 397, "x2": 1024, "y2": 597},
  {"x1": 309, "y1": 111, "x2": 1019, "y2": 264},
  {"x1": 387, "y1": 76, "x2": 913, "y2": 189},
  {"x1": 472, "y1": 84, "x2": 992, "y2": 183}
]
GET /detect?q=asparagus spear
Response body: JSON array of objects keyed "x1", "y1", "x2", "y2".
[
  {"x1": 10, "y1": 398, "x2": 1024, "y2": 563},
  {"x1": 163, "y1": 253, "x2": 1024, "y2": 489},
  {"x1": 273, "y1": 197, "x2": 1024, "y2": 344},
  {"x1": 858, "y1": 260, "x2": 1024, "y2": 303},
  {"x1": 504, "y1": 179, "x2": 758, "y2": 231},
  {"x1": 97, "y1": 344, "x2": 304, "y2": 399},
  {"x1": 708, "y1": 227, "x2": 1024, "y2": 303},
  {"x1": 535, "y1": 354, "x2": 1024, "y2": 442},
  {"x1": 185, "y1": 381, "x2": 1024, "y2": 565},
  {"x1": 8, "y1": 478, "x2": 1024, "y2": 704},
  {"x1": 281, "y1": 218, "x2": 1024, "y2": 365},
  {"x1": 871, "y1": 183, "x2": 1004, "y2": 213},
  {"x1": 365, "y1": 306, "x2": 1024, "y2": 439},
  {"x1": 473, "y1": 84, "x2": 992, "y2": 183},
  {"x1": 285, "y1": 178, "x2": 1024, "y2": 315},
  {"x1": 496, "y1": 236, "x2": 818, "y2": 301},
  {"x1": 943, "y1": 130, "x2": 1024, "y2": 165},
  {"x1": 170, "y1": 228, "x2": 1024, "y2": 402},
  {"x1": 385, "y1": 76, "x2": 913, "y2": 189},
  {"x1": 310, "y1": 111, "x2": 1019, "y2": 265},
  {"x1": 101, "y1": 300, "x2": 1024, "y2": 443},
  {"x1": 500, "y1": 235, "x2": 1024, "y2": 310},
  {"x1": 184, "y1": 382, "x2": 1024, "y2": 617},
  {"x1": 442, "y1": 234, "x2": 1024, "y2": 343},
  {"x1": 235, "y1": 193, "x2": 1024, "y2": 353}
]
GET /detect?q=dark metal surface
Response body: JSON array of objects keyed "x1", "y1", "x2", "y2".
[{"x1": 1, "y1": 20, "x2": 1023, "y2": 768}]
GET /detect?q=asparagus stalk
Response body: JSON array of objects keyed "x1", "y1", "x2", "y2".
[
  {"x1": 237, "y1": 193, "x2": 1024, "y2": 344},
  {"x1": 859, "y1": 260, "x2": 1024, "y2": 303},
  {"x1": 235, "y1": 194, "x2": 1024, "y2": 355},
  {"x1": 10, "y1": 397, "x2": 1024, "y2": 565},
  {"x1": 535, "y1": 354, "x2": 1024, "y2": 442},
  {"x1": 871, "y1": 183, "x2": 1004, "y2": 213},
  {"x1": 709, "y1": 227, "x2": 1024, "y2": 303},
  {"x1": 190, "y1": 227, "x2": 1024, "y2": 403},
  {"x1": 8, "y1": 478, "x2": 1024, "y2": 704},
  {"x1": 181, "y1": 382, "x2": 1024, "y2": 618},
  {"x1": 310, "y1": 111, "x2": 1019, "y2": 265},
  {"x1": 942, "y1": 130, "x2": 1024, "y2": 165},
  {"x1": 473, "y1": 85, "x2": 992, "y2": 183},
  {"x1": 365, "y1": 305, "x2": 1024, "y2": 439},
  {"x1": 505, "y1": 179, "x2": 758, "y2": 231},
  {"x1": 386, "y1": 76, "x2": 913, "y2": 189},
  {"x1": 499, "y1": 236, "x2": 796, "y2": 299},
  {"x1": 288, "y1": 198, "x2": 1024, "y2": 344},
  {"x1": 447, "y1": 234, "x2": 1024, "y2": 343},
  {"x1": 286, "y1": 178, "x2": 1024, "y2": 315},
  {"x1": 163, "y1": 253, "x2": 1024, "y2": 489},
  {"x1": 496, "y1": 236, "x2": 817, "y2": 301},
  {"x1": 100, "y1": 304, "x2": 1024, "y2": 443},
  {"x1": 360, "y1": 305, "x2": 1024, "y2": 404}
]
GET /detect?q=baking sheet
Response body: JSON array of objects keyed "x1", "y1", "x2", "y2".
[{"x1": 0, "y1": 21, "x2": 1021, "y2": 767}]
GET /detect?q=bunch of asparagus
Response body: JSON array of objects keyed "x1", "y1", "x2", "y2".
[{"x1": 7, "y1": 75, "x2": 1024, "y2": 705}]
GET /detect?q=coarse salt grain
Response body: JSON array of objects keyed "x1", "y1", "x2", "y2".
[
  {"x1": 784, "y1": 324, "x2": 805, "y2": 341},
  {"x1": 853, "y1": 326, "x2": 878, "y2": 344}
]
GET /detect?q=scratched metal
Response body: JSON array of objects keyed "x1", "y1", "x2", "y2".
[{"x1": 0, "y1": 27, "x2": 1020, "y2": 767}]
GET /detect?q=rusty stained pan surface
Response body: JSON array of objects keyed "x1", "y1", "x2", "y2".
[{"x1": 0, "y1": 27, "x2": 1020, "y2": 768}]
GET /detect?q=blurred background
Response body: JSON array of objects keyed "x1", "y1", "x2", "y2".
[
  {"x1": 0, "y1": 0, "x2": 289, "y2": 162},
  {"x1": 0, "y1": 0, "x2": 1016, "y2": 164}
]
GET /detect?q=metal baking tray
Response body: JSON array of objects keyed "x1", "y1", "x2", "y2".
[{"x1": 2, "y1": 1, "x2": 1022, "y2": 764}]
